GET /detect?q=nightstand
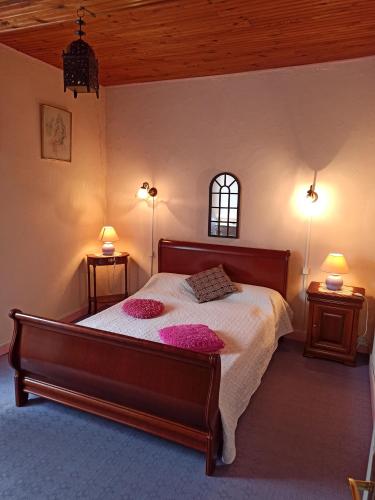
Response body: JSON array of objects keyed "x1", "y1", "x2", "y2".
[
  {"x1": 87, "y1": 252, "x2": 129, "y2": 314},
  {"x1": 304, "y1": 282, "x2": 365, "y2": 366}
]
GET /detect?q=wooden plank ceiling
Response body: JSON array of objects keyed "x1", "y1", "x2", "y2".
[{"x1": 0, "y1": 0, "x2": 375, "y2": 86}]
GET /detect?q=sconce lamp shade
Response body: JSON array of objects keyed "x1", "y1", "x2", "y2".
[
  {"x1": 98, "y1": 226, "x2": 119, "y2": 256},
  {"x1": 137, "y1": 185, "x2": 149, "y2": 199},
  {"x1": 321, "y1": 253, "x2": 349, "y2": 291}
]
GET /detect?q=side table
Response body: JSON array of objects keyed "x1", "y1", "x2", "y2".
[
  {"x1": 87, "y1": 252, "x2": 129, "y2": 314},
  {"x1": 304, "y1": 281, "x2": 365, "y2": 366}
]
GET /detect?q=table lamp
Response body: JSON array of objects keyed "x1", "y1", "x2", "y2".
[
  {"x1": 98, "y1": 226, "x2": 119, "y2": 256},
  {"x1": 320, "y1": 253, "x2": 349, "y2": 291}
]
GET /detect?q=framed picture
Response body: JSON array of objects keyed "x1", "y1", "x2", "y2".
[{"x1": 41, "y1": 104, "x2": 72, "y2": 162}]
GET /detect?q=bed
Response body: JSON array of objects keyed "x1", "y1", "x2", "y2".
[{"x1": 8, "y1": 239, "x2": 292, "y2": 475}]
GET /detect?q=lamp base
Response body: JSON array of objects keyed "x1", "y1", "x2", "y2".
[
  {"x1": 102, "y1": 242, "x2": 115, "y2": 256},
  {"x1": 325, "y1": 274, "x2": 343, "y2": 291}
]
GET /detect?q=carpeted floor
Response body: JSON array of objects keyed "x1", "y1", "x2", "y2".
[{"x1": 0, "y1": 339, "x2": 372, "y2": 500}]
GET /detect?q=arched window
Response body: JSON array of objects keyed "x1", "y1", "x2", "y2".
[{"x1": 208, "y1": 172, "x2": 240, "y2": 238}]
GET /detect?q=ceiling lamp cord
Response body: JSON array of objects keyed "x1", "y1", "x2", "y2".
[{"x1": 76, "y1": 8, "x2": 85, "y2": 39}]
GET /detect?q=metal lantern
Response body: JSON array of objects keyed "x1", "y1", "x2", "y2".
[{"x1": 62, "y1": 8, "x2": 99, "y2": 98}]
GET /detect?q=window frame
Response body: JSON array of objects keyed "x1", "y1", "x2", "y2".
[{"x1": 208, "y1": 172, "x2": 240, "y2": 239}]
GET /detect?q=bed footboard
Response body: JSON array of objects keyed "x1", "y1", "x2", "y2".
[{"x1": 8, "y1": 309, "x2": 222, "y2": 475}]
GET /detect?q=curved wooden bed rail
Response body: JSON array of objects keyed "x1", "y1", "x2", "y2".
[{"x1": 8, "y1": 309, "x2": 222, "y2": 475}]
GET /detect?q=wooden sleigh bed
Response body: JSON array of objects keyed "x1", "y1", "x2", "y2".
[{"x1": 8, "y1": 239, "x2": 290, "y2": 475}]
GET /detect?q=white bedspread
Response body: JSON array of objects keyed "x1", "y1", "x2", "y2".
[{"x1": 79, "y1": 272, "x2": 293, "y2": 464}]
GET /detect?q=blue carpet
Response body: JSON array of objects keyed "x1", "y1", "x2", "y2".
[{"x1": 0, "y1": 340, "x2": 371, "y2": 500}]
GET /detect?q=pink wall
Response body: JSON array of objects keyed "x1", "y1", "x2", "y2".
[
  {"x1": 105, "y1": 56, "x2": 375, "y2": 337},
  {"x1": 0, "y1": 44, "x2": 107, "y2": 349},
  {"x1": 1, "y1": 43, "x2": 374, "y2": 347}
]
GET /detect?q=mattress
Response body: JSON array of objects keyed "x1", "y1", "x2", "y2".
[{"x1": 79, "y1": 272, "x2": 293, "y2": 464}]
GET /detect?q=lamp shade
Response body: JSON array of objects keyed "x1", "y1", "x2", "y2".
[
  {"x1": 98, "y1": 226, "x2": 119, "y2": 243},
  {"x1": 137, "y1": 186, "x2": 149, "y2": 199},
  {"x1": 321, "y1": 253, "x2": 349, "y2": 274}
]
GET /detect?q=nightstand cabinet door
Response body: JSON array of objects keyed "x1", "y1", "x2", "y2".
[{"x1": 310, "y1": 303, "x2": 354, "y2": 355}]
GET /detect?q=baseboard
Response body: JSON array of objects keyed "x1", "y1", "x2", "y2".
[
  {"x1": 365, "y1": 356, "x2": 375, "y2": 487},
  {"x1": 60, "y1": 307, "x2": 88, "y2": 324},
  {"x1": 285, "y1": 329, "x2": 305, "y2": 342},
  {"x1": 0, "y1": 306, "x2": 86, "y2": 356},
  {"x1": 284, "y1": 330, "x2": 370, "y2": 354},
  {"x1": 0, "y1": 343, "x2": 10, "y2": 356},
  {"x1": 0, "y1": 309, "x2": 86, "y2": 358},
  {"x1": 370, "y1": 355, "x2": 375, "y2": 422},
  {"x1": 358, "y1": 344, "x2": 370, "y2": 354}
]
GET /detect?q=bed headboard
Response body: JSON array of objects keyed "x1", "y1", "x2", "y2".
[{"x1": 158, "y1": 239, "x2": 290, "y2": 298}]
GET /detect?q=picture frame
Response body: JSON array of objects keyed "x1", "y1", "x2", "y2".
[{"x1": 40, "y1": 104, "x2": 72, "y2": 162}]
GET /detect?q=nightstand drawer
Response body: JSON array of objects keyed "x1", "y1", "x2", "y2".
[{"x1": 87, "y1": 255, "x2": 128, "y2": 266}]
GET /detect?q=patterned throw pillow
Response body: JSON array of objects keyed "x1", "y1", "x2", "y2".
[{"x1": 185, "y1": 265, "x2": 237, "y2": 303}]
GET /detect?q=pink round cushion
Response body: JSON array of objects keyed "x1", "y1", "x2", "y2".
[
  {"x1": 122, "y1": 299, "x2": 164, "y2": 319},
  {"x1": 158, "y1": 324, "x2": 224, "y2": 353}
]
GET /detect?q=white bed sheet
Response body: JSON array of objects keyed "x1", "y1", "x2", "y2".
[{"x1": 79, "y1": 272, "x2": 293, "y2": 464}]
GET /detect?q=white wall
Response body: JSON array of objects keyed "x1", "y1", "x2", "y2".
[
  {"x1": 105, "y1": 56, "x2": 375, "y2": 336},
  {"x1": 0, "y1": 44, "x2": 107, "y2": 349}
]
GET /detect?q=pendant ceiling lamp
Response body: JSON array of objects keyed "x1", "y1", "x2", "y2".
[{"x1": 62, "y1": 7, "x2": 99, "y2": 99}]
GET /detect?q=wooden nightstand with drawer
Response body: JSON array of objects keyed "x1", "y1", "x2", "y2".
[{"x1": 304, "y1": 281, "x2": 365, "y2": 366}]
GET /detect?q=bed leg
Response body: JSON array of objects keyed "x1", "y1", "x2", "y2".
[
  {"x1": 205, "y1": 437, "x2": 216, "y2": 476},
  {"x1": 205, "y1": 455, "x2": 216, "y2": 476},
  {"x1": 14, "y1": 372, "x2": 28, "y2": 407}
]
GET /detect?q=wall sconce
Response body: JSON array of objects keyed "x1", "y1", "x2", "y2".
[
  {"x1": 136, "y1": 181, "x2": 158, "y2": 276},
  {"x1": 306, "y1": 184, "x2": 318, "y2": 203},
  {"x1": 301, "y1": 170, "x2": 319, "y2": 329},
  {"x1": 306, "y1": 170, "x2": 318, "y2": 203},
  {"x1": 137, "y1": 182, "x2": 158, "y2": 199}
]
